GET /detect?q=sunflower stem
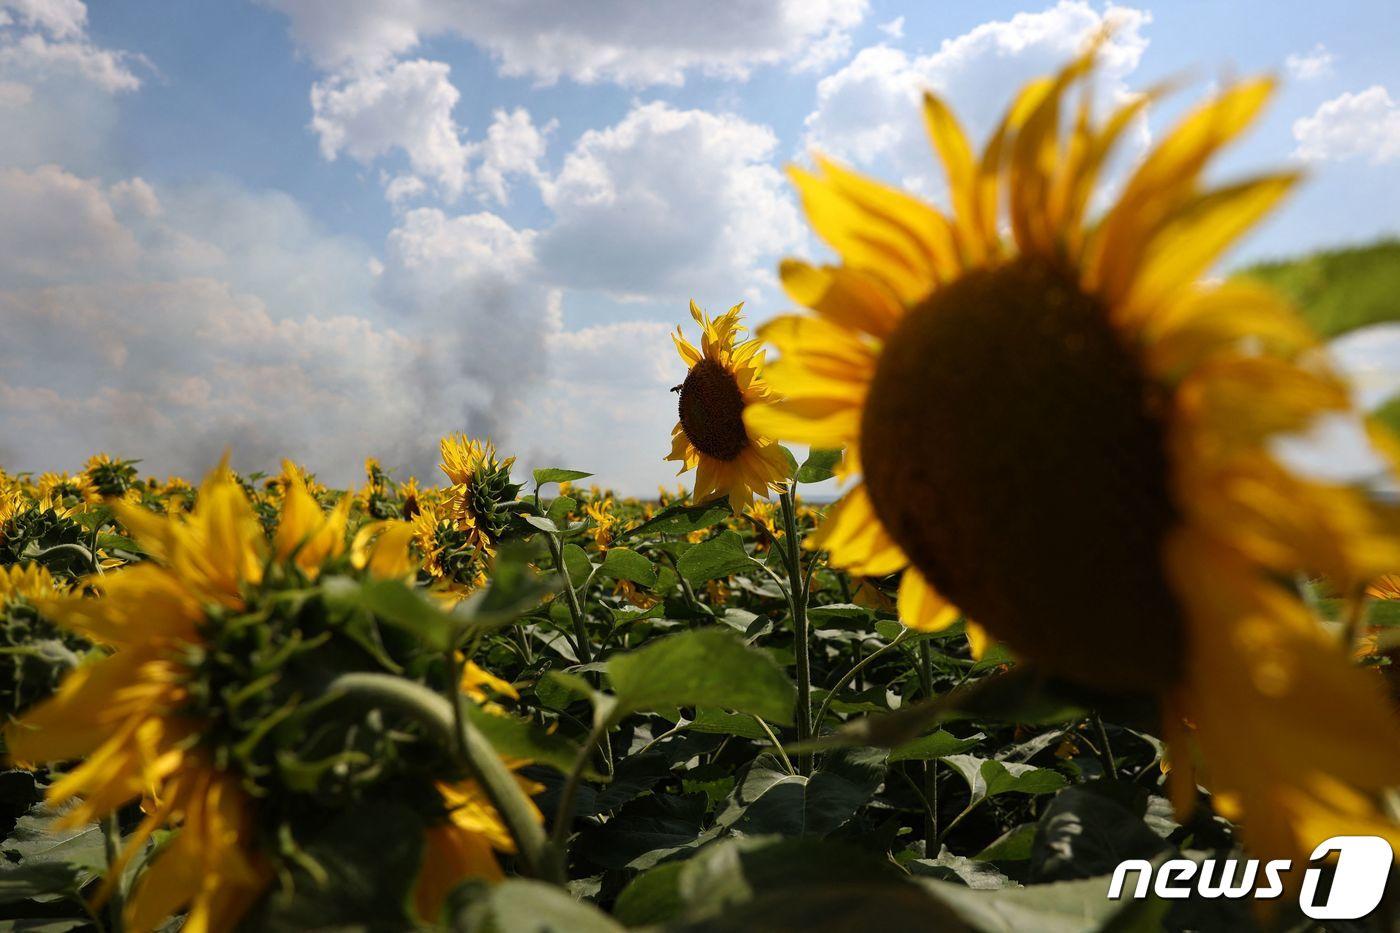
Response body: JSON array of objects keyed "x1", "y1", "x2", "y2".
[
  {"x1": 544, "y1": 530, "x2": 614, "y2": 776},
  {"x1": 918, "y1": 639, "x2": 939, "y2": 846},
  {"x1": 1342, "y1": 585, "x2": 1370, "y2": 656},
  {"x1": 327, "y1": 672, "x2": 560, "y2": 885},
  {"x1": 102, "y1": 812, "x2": 125, "y2": 933},
  {"x1": 779, "y1": 488, "x2": 812, "y2": 774},
  {"x1": 813, "y1": 628, "x2": 909, "y2": 731},
  {"x1": 1090, "y1": 711, "x2": 1117, "y2": 781}
]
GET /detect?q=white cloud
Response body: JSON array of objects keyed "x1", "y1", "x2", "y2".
[
  {"x1": 803, "y1": 1, "x2": 1150, "y2": 196},
  {"x1": 878, "y1": 16, "x2": 904, "y2": 39},
  {"x1": 0, "y1": 0, "x2": 145, "y2": 172},
  {"x1": 515, "y1": 317, "x2": 684, "y2": 493},
  {"x1": 0, "y1": 165, "x2": 444, "y2": 480},
  {"x1": 536, "y1": 101, "x2": 802, "y2": 300},
  {"x1": 1293, "y1": 85, "x2": 1400, "y2": 165},
  {"x1": 311, "y1": 58, "x2": 472, "y2": 198},
  {"x1": 1285, "y1": 43, "x2": 1333, "y2": 81},
  {"x1": 376, "y1": 207, "x2": 555, "y2": 439},
  {"x1": 0, "y1": 165, "x2": 139, "y2": 282},
  {"x1": 261, "y1": 0, "x2": 867, "y2": 86},
  {"x1": 0, "y1": 0, "x2": 86, "y2": 39},
  {"x1": 475, "y1": 107, "x2": 555, "y2": 205},
  {"x1": 310, "y1": 61, "x2": 553, "y2": 204}
]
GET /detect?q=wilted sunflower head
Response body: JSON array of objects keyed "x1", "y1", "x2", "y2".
[
  {"x1": 2, "y1": 461, "x2": 528, "y2": 930},
  {"x1": 440, "y1": 435, "x2": 522, "y2": 549},
  {"x1": 666, "y1": 300, "x2": 792, "y2": 512},
  {"x1": 746, "y1": 39, "x2": 1400, "y2": 864}
]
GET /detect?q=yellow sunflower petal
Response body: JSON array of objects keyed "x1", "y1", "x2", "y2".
[
  {"x1": 810, "y1": 484, "x2": 906, "y2": 576},
  {"x1": 897, "y1": 566, "x2": 960, "y2": 633}
]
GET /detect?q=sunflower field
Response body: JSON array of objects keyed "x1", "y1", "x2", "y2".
[{"x1": 4, "y1": 46, "x2": 1400, "y2": 933}]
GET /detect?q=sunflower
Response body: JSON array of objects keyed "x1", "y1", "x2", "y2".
[
  {"x1": 4, "y1": 461, "x2": 513, "y2": 931},
  {"x1": 746, "y1": 43, "x2": 1400, "y2": 864},
  {"x1": 412, "y1": 500, "x2": 492, "y2": 598},
  {"x1": 399, "y1": 476, "x2": 424, "y2": 519},
  {"x1": 667, "y1": 300, "x2": 791, "y2": 512},
  {"x1": 83, "y1": 453, "x2": 140, "y2": 499},
  {"x1": 0, "y1": 563, "x2": 83, "y2": 714},
  {"x1": 36, "y1": 471, "x2": 100, "y2": 507},
  {"x1": 440, "y1": 435, "x2": 521, "y2": 550},
  {"x1": 414, "y1": 663, "x2": 541, "y2": 923}
]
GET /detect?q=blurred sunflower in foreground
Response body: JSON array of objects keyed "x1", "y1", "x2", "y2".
[
  {"x1": 747, "y1": 40, "x2": 1400, "y2": 863},
  {"x1": 6, "y1": 463, "x2": 533, "y2": 931},
  {"x1": 667, "y1": 300, "x2": 790, "y2": 511}
]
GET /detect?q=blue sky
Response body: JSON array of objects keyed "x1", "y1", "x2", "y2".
[{"x1": 2, "y1": 0, "x2": 1398, "y2": 493}]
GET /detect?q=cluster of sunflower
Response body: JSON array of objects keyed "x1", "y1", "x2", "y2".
[
  {"x1": 0, "y1": 445, "x2": 560, "y2": 931},
  {"x1": 3, "y1": 38, "x2": 1400, "y2": 933}
]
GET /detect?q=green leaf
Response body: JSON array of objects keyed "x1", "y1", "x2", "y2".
[
  {"x1": 806, "y1": 603, "x2": 875, "y2": 631},
  {"x1": 630, "y1": 835, "x2": 945, "y2": 928},
  {"x1": 796, "y1": 448, "x2": 843, "y2": 484},
  {"x1": 621, "y1": 499, "x2": 731, "y2": 539},
  {"x1": 909, "y1": 849, "x2": 1014, "y2": 890},
  {"x1": 533, "y1": 468, "x2": 593, "y2": 487},
  {"x1": 606, "y1": 629, "x2": 796, "y2": 724},
  {"x1": 1030, "y1": 784, "x2": 1171, "y2": 883},
  {"x1": 975, "y1": 823, "x2": 1038, "y2": 864},
  {"x1": 0, "y1": 862, "x2": 84, "y2": 906},
  {"x1": 943, "y1": 755, "x2": 1067, "y2": 804},
  {"x1": 546, "y1": 495, "x2": 577, "y2": 525},
  {"x1": 599, "y1": 547, "x2": 657, "y2": 586},
  {"x1": 465, "y1": 702, "x2": 584, "y2": 775},
  {"x1": 464, "y1": 542, "x2": 554, "y2": 623},
  {"x1": 613, "y1": 860, "x2": 686, "y2": 927},
  {"x1": 676, "y1": 531, "x2": 757, "y2": 585},
  {"x1": 471, "y1": 879, "x2": 624, "y2": 932},
  {"x1": 1, "y1": 806, "x2": 105, "y2": 878},
  {"x1": 887, "y1": 729, "x2": 985, "y2": 763},
  {"x1": 777, "y1": 445, "x2": 800, "y2": 478},
  {"x1": 915, "y1": 870, "x2": 1167, "y2": 932},
  {"x1": 1233, "y1": 238, "x2": 1400, "y2": 338},
  {"x1": 686, "y1": 708, "x2": 771, "y2": 740},
  {"x1": 323, "y1": 575, "x2": 455, "y2": 651},
  {"x1": 716, "y1": 749, "x2": 885, "y2": 837},
  {"x1": 562, "y1": 543, "x2": 593, "y2": 586}
]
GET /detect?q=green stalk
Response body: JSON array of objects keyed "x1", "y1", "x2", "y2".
[
  {"x1": 918, "y1": 640, "x2": 938, "y2": 847},
  {"x1": 812, "y1": 628, "x2": 909, "y2": 731},
  {"x1": 102, "y1": 813, "x2": 125, "y2": 933},
  {"x1": 544, "y1": 530, "x2": 613, "y2": 776},
  {"x1": 328, "y1": 672, "x2": 561, "y2": 884},
  {"x1": 779, "y1": 488, "x2": 812, "y2": 774}
]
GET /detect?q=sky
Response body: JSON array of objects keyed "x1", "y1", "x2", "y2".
[{"x1": 1, "y1": 0, "x2": 1398, "y2": 494}]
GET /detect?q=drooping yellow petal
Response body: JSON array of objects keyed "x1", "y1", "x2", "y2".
[
  {"x1": 896, "y1": 566, "x2": 960, "y2": 632},
  {"x1": 779, "y1": 260, "x2": 903, "y2": 340},
  {"x1": 810, "y1": 484, "x2": 906, "y2": 576},
  {"x1": 1166, "y1": 528, "x2": 1400, "y2": 863}
]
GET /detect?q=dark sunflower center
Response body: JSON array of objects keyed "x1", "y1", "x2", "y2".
[
  {"x1": 860, "y1": 256, "x2": 1182, "y2": 692},
  {"x1": 679, "y1": 357, "x2": 750, "y2": 462}
]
